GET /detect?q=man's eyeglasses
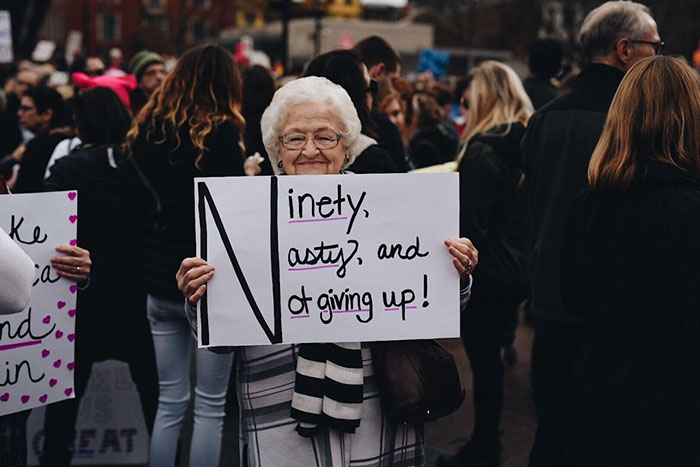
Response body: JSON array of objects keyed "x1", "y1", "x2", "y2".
[
  {"x1": 279, "y1": 131, "x2": 343, "y2": 150},
  {"x1": 366, "y1": 79, "x2": 378, "y2": 96},
  {"x1": 18, "y1": 105, "x2": 36, "y2": 112},
  {"x1": 631, "y1": 39, "x2": 664, "y2": 55}
]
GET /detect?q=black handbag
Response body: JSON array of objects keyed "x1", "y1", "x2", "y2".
[{"x1": 371, "y1": 339, "x2": 465, "y2": 424}]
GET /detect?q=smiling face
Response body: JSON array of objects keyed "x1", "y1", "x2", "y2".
[{"x1": 278, "y1": 103, "x2": 348, "y2": 175}]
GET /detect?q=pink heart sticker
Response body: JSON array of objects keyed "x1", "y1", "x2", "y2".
[
  {"x1": 49, "y1": 378, "x2": 57, "y2": 387},
  {"x1": 68, "y1": 309, "x2": 76, "y2": 317},
  {"x1": 42, "y1": 315, "x2": 51, "y2": 324},
  {"x1": 21, "y1": 395, "x2": 30, "y2": 404},
  {"x1": 67, "y1": 334, "x2": 75, "y2": 342},
  {"x1": 57, "y1": 301, "x2": 66, "y2": 309},
  {"x1": 0, "y1": 393, "x2": 8, "y2": 402},
  {"x1": 69, "y1": 285, "x2": 78, "y2": 294},
  {"x1": 69, "y1": 239, "x2": 77, "y2": 246},
  {"x1": 69, "y1": 215, "x2": 78, "y2": 224},
  {"x1": 64, "y1": 388, "x2": 73, "y2": 397},
  {"x1": 67, "y1": 362, "x2": 75, "y2": 371},
  {"x1": 53, "y1": 359, "x2": 62, "y2": 368},
  {"x1": 68, "y1": 192, "x2": 76, "y2": 200},
  {"x1": 39, "y1": 394, "x2": 48, "y2": 403},
  {"x1": 42, "y1": 349, "x2": 50, "y2": 358},
  {"x1": 55, "y1": 330, "x2": 63, "y2": 339}
]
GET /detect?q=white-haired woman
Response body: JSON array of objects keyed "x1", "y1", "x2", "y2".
[
  {"x1": 177, "y1": 76, "x2": 478, "y2": 467},
  {"x1": 437, "y1": 61, "x2": 533, "y2": 467}
]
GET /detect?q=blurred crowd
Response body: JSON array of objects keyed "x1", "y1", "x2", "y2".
[{"x1": 2, "y1": 1, "x2": 700, "y2": 467}]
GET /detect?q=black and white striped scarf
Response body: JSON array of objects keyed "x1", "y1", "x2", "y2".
[{"x1": 290, "y1": 342, "x2": 364, "y2": 437}]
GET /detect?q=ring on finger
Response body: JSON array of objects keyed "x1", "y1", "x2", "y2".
[
  {"x1": 76, "y1": 266, "x2": 81, "y2": 272},
  {"x1": 465, "y1": 259, "x2": 473, "y2": 271}
]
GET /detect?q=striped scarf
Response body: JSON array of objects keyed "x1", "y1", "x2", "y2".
[{"x1": 290, "y1": 342, "x2": 364, "y2": 437}]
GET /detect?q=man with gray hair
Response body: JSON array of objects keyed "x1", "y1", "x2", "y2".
[{"x1": 521, "y1": 2, "x2": 660, "y2": 466}]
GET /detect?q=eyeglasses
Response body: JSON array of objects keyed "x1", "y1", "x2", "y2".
[
  {"x1": 86, "y1": 68, "x2": 105, "y2": 77},
  {"x1": 18, "y1": 105, "x2": 36, "y2": 112},
  {"x1": 631, "y1": 39, "x2": 664, "y2": 55},
  {"x1": 366, "y1": 79, "x2": 378, "y2": 96},
  {"x1": 279, "y1": 131, "x2": 343, "y2": 150},
  {"x1": 460, "y1": 96, "x2": 469, "y2": 110}
]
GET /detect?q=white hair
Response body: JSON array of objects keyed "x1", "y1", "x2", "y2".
[
  {"x1": 261, "y1": 76, "x2": 364, "y2": 174},
  {"x1": 579, "y1": 1, "x2": 653, "y2": 63}
]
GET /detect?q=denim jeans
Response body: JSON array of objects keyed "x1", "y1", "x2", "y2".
[{"x1": 147, "y1": 295, "x2": 233, "y2": 467}]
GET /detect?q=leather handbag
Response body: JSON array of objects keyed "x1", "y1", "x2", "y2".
[{"x1": 371, "y1": 339, "x2": 465, "y2": 424}]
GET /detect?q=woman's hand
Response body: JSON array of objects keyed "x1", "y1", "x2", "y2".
[
  {"x1": 445, "y1": 237, "x2": 478, "y2": 285},
  {"x1": 176, "y1": 257, "x2": 215, "y2": 305},
  {"x1": 51, "y1": 245, "x2": 91, "y2": 282},
  {"x1": 244, "y1": 152, "x2": 264, "y2": 176}
]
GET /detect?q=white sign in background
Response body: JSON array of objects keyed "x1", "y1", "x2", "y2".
[
  {"x1": 196, "y1": 173, "x2": 460, "y2": 347},
  {"x1": 26, "y1": 360, "x2": 149, "y2": 466},
  {"x1": 0, "y1": 10, "x2": 12, "y2": 63},
  {"x1": 0, "y1": 191, "x2": 77, "y2": 415}
]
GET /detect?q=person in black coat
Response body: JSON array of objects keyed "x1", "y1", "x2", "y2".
[
  {"x1": 437, "y1": 60, "x2": 533, "y2": 467},
  {"x1": 520, "y1": 3, "x2": 662, "y2": 464},
  {"x1": 40, "y1": 87, "x2": 159, "y2": 467},
  {"x1": 126, "y1": 44, "x2": 245, "y2": 467},
  {"x1": 560, "y1": 56, "x2": 700, "y2": 467},
  {"x1": 303, "y1": 50, "x2": 398, "y2": 174}
]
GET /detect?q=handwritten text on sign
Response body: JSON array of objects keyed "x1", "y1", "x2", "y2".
[
  {"x1": 196, "y1": 173, "x2": 459, "y2": 346},
  {"x1": 0, "y1": 192, "x2": 77, "y2": 415}
]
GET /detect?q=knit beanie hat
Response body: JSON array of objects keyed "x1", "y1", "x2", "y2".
[{"x1": 128, "y1": 51, "x2": 165, "y2": 80}]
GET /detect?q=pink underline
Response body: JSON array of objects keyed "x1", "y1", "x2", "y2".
[
  {"x1": 290, "y1": 315, "x2": 310, "y2": 319},
  {"x1": 0, "y1": 340, "x2": 42, "y2": 351},
  {"x1": 385, "y1": 306, "x2": 418, "y2": 311},
  {"x1": 289, "y1": 217, "x2": 348, "y2": 224},
  {"x1": 288, "y1": 265, "x2": 339, "y2": 271},
  {"x1": 322, "y1": 309, "x2": 370, "y2": 314}
]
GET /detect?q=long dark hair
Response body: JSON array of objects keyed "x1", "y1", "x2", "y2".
[
  {"x1": 75, "y1": 87, "x2": 132, "y2": 145},
  {"x1": 242, "y1": 65, "x2": 275, "y2": 152},
  {"x1": 126, "y1": 44, "x2": 245, "y2": 168},
  {"x1": 303, "y1": 50, "x2": 378, "y2": 139}
]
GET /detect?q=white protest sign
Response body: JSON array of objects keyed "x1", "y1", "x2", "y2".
[
  {"x1": 0, "y1": 191, "x2": 78, "y2": 415},
  {"x1": 0, "y1": 11, "x2": 13, "y2": 63},
  {"x1": 26, "y1": 360, "x2": 149, "y2": 465},
  {"x1": 196, "y1": 173, "x2": 459, "y2": 346}
]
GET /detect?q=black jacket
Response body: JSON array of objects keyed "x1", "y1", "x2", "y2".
[
  {"x1": 348, "y1": 143, "x2": 398, "y2": 174},
  {"x1": 130, "y1": 120, "x2": 245, "y2": 300},
  {"x1": 458, "y1": 122, "x2": 529, "y2": 293},
  {"x1": 409, "y1": 122, "x2": 460, "y2": 170},
  {"x1": 44, "y1": 145, "x2": 150, "y2": 359},
  {"x1": 521, "y1": 63, "x2": 625, "y2": 323},
  {"x1": 560, "y1": 164, "x2": 700, "y2": 466}
]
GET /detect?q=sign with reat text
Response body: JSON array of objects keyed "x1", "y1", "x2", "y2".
[
  {"x1": 195, "y1": 173, "x2": 459, "y2": 346},
  {"x1": 0, "y1": 192, "x2": 77, "y2": 415}
]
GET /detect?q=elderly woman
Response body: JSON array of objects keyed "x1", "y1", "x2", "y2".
[{"x1": 177, "y1": 76, "x2": 478, "y2": 467}]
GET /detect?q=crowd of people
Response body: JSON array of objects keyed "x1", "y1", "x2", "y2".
[{"x1": 1, "y1": 0, "x2": 699, "y2": 466}]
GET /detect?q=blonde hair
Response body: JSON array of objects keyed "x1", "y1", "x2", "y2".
[
  {"x1": 457, "y1": 61, "x2": 533, "y2": 164},
  {"x1": 588, "y1": 56, "x2": 700, "y2": 192}
]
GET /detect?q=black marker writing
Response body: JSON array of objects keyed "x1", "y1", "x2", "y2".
[
  {"x1": 0, "y1": 360, "x2": 45, "y2": 387},
  {"x1": 0, "y1": 308, "x2": 56, "y2": 342},
  {"x1": 288, "y1": 239, "x2": 360, "y2": 278},
  {"x1": 8, "y1": 215, "x2": 48, "y2": 245},
  {"x1": 377, "y1": 236, "x2": 429, "y2": 261}
]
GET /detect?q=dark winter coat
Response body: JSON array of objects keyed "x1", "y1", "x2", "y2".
[
  {"x1": 458, "y1": 122, "x2": 530, "y2": 294},
  {"x1": 129, "y1": 119, "x2": 245, "y2": 300},
  {"x1": 521, "y1": 63, "x2": 625, "y2": 324},
  {"x1": 560, "y1": 163, "x2": 700, "y2": 466}
]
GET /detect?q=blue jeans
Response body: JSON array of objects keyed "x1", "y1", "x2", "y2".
[{"x1": 147, "y1": 295, "x2": 233, "y2": 467}]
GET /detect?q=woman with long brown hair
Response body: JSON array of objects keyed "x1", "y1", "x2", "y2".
[
  {"x1": 126, "y1": 44, "x2": 246, "y2": 467},
  {"x1": 560, "y1": 55, "x2": 700, "y2": 466}
]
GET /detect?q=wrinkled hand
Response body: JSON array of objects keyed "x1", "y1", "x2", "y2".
[
  {"x1": 244, "y1": 152, "x2": 264, "y2": 176},
  {"x1": 51, "y1": 245, "x2": 91, "y2": 282},
  {"x1": 445, "y1": 237, "x2": 478, "y2": 285},
  {"x1": 176, "y1": 257, "x2": 215, "y2": 305}
]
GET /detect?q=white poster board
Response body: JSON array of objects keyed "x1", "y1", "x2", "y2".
[
  {"x1": 196, "y1": 173, "x2": 460, "y2": 347},
  {"x1": 0, "y1": 192, "x2": 77, "y2": 415},
  {"x1": 26, "y1": 360, "x2": 149, "y2": 465},
  {"x1": 0, "y1": 11, "x2": 13, "y2": 63}
]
